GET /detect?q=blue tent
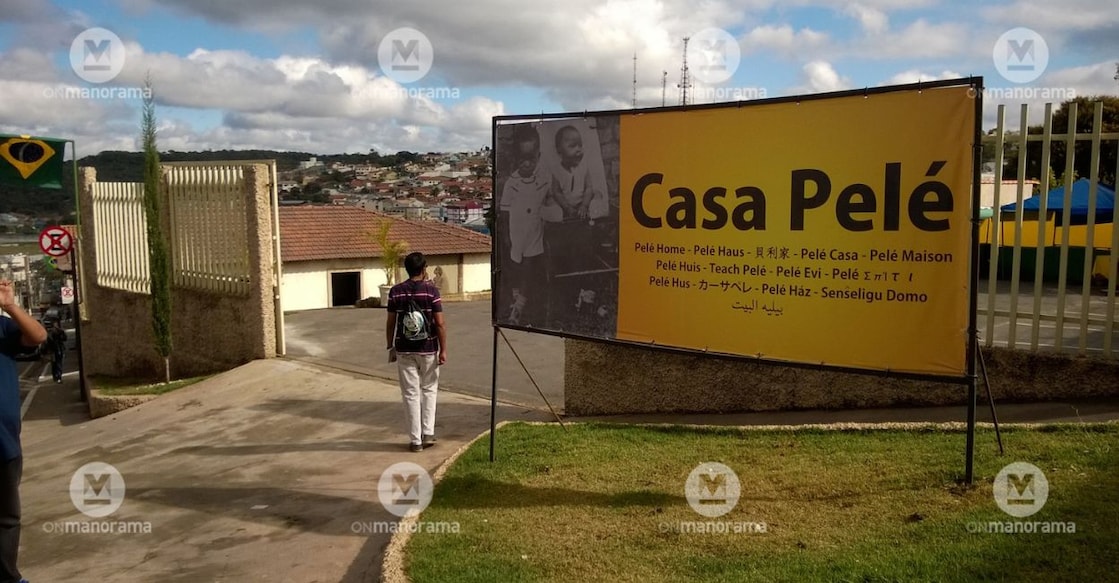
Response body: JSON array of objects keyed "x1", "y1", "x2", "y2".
[{"x1": 1000, "y1": 178, "x2": 1115, "y2": 225}]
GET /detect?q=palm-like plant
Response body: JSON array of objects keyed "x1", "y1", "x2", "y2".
[{"x1": 374, "y1": 219, "x2": 408, "y2": 286}]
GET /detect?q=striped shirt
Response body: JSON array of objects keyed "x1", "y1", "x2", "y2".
[{"x1": 388, "y1": 279, "x2": 442, "y2": 354}]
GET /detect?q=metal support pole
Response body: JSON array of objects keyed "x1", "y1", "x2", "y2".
[
  {"x1": 964, "y1": 78, "x2": 984, "y2": 485},
  {"x1": 489, "y1": 326, "x2": 499, "y2": 462}
]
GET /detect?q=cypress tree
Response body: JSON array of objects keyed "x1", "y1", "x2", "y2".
[{"x1": 142, "y1": 79, "x2": 172, "y2": 382}]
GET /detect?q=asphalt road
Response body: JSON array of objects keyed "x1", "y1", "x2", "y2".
[
  {"x1": 978, "y1": 278, "x2": 1119, "y2": 355},
  {"x1": 18, "y1": 325, "x2": 81, "y2": 421},
  {"x1": 283, "y1": 300, "x2": 566, "y2": 413}
]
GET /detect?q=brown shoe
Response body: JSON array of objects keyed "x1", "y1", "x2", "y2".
[{"x1": 409, "y1": 443, "x2": 423, "y2": 452}]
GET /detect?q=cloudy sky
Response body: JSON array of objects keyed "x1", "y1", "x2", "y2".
[{"x1": 0, "y1": 0, "x2": 1115, "y2": 157}]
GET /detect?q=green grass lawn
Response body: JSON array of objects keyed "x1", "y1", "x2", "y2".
[
  {"x1": 407, "y1": 422, "x2": 1119, "y2": 583},
  {"x1": 92, "y1": 375, "x2": 209, "y2": 396}
]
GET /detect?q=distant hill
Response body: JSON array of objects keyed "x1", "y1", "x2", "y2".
[
  {"x1": 80, "y1": 149, "x2": 428, "y2": 182},
  {"x1": 1, "y1": 148, "x2": 430, "y2": 217}
]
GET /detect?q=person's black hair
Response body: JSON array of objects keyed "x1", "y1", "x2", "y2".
[
  {"x1": 404, "y1": 252, "x2": 427, "y2": 277},
  {"x1": 512, "y1": 124, "x2": 540, "y2": 156},
  {"x1": 554, "y1": 125, "x2": 580, "y2": 150}
]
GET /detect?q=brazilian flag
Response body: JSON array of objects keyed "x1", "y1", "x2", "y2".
[{"x1": 0, "y1": 134, "x2": 66, "y2": 189}]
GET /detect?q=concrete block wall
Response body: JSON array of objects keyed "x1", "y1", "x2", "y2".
[{"x1": 564, "y1": 339, "x2": 1119, "y2": 415}]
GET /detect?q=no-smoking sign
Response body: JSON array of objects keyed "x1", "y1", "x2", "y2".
[{"x1": 39, "y1": 225, "x2": 72, "y2": 257}]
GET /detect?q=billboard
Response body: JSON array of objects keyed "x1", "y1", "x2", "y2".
[{"x1": 493, "y1": 81, "x2": 977, "y2": 378}]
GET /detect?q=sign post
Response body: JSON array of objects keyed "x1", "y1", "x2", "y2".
[{"x1": 39, "y1": 225, "x2": 73, "y2": 257}]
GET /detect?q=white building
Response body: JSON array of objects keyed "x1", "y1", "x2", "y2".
[{"x1": 278, "y1": 206, "x2": 491, "y2": 311}]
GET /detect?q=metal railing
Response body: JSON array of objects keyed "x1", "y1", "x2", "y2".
[
  {"x1": 165, "y1": 164, "x2": 252, "y2": 296},
  {"x1": 982, "y1": 101, "x2": 1119, "y2": 358},
  {"x1": 90, "y1": 182, "x2": 150, "y2": 294}
]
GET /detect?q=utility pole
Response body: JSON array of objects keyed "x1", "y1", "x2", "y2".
[
  {"x1": 632, "y1": 53, "x2": 638, "y2": 108},
  {"x1": 662, "y1": 71, "x2": 668, "y2": 107},
  {"x1": 677, "y1": 37, "x2": 692, "y2": 106}
]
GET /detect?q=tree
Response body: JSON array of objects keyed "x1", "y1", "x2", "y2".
[
  {"x1": 1004, "y1": 96, "x2": 1119, "y2": 186},
  {"x1": 373, "y1": 219, "x2": 407, "y2": 287},
  {"x1": 142, "y1": 79, "x2": 173, "y2": 383}
]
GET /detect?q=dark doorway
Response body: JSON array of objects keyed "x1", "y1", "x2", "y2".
[{"x1": 330, "y1": 272, "x2": 361, "y2": 307}]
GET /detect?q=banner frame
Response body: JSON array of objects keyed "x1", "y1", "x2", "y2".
[{"x1": 490, "y1": 77, "x2": 983, "y2": 387}]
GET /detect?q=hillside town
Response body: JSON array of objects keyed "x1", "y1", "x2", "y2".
[{"x1": 278, "y1": 150, "x2": 492, "y2": 232}]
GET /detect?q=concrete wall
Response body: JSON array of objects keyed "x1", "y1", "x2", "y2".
[
  {"x1": 462, "y1": 253, "x2": 491, "y2": 293},
  {"x1": 565, "y1": 339, "x2": 1119, "y2": 415},
  {"x1": 282, "y1": 260, "x2": 381, "y2": 311},
  {"x1": 281, "y1": 252, "x2": 491, "y2": 310},
  {"x1": 425, "y1": 256, "x2": 461, "y2": 295},
  {"x1": 78, "y1": 165, "x2": 277, "y2": 380}
]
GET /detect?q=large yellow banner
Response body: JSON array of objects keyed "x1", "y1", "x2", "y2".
[{"x1": 616, "y1": 85, "x2": 974, "y2": 376}]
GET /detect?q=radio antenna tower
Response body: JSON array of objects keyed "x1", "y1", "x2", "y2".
[
  {"x1": 677, "y1": 37, "x2": 692, "y2": 106},
  {"x1": 632, "y1": 53, "x2": 637, "y2": 108}
]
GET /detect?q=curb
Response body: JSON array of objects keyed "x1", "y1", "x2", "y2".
[
  {"x1": 87, "y1": 389, "x2": 159, "y2": 419},
  {"x1": 379, "y1": 420, "x2": 512, "y2": 583}
]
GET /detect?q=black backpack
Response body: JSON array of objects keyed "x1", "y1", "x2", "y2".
[{"x1": 400, "y1": 281, "x2": 430, "y2": 342}]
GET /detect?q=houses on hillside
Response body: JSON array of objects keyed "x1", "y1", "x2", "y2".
[{"x1": 278, "y1": 151, "x2": 493, "y2": 226}]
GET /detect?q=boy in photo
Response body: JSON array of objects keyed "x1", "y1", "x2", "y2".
[
  {"x1": 550, "y1": 125, "x2": 601, "y2": 220},
  {"x1": 500, "y1": 125, "x2": 557, "y2": 326}
]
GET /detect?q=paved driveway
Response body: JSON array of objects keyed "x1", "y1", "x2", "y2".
[{"x1": 283, "y1": 300, "x2": 566, "y2": 413}]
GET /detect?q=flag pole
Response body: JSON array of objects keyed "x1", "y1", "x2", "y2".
[{"x1": 68, "y1": 141, "x2": 88, "y2": 403}]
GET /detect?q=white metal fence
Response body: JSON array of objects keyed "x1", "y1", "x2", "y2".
[
  {"x1": 165, "y1": 164, "x2": 252, "y2": 296},
  {"x1": 90, "y1": 182, "x2": 150, "y2": 294},
  {"x1": 981, "y1": 101, "x2": 1119, "y2": 358},
  {"x1": 88, "y1": 163, "x2": 260, "y2": 298}
]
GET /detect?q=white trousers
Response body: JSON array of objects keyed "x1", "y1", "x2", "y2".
[{"x1": 396, "y1": 353, "x2": 439, "y2": 445}]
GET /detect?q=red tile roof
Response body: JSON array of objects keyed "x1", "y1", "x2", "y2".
[{"x1": 278, "y1": 205, "x2": 490, "y2": 263}]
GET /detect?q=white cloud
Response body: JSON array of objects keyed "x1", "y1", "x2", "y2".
[
  {"x1": 981, "y1": 0, "x2": 1119, "y2": 32},
  {"x1": 844, "y1": 4, "x2": 889, "y2": 34},
  {"x1": 980, "y1": 61, "x2": 1117, "y2": 131},
  {"x1": 849, "y1": 19, "x2": 970, "y2": 59},
  {"x1": 795, "y1": 60, "x2": 851, "y2": 94},
  {"x1": 2, "y1": 0, "x2": 1114, "y2": 155},
  {"x1": 741, "y1": 24, "x2": 829, "y2": 56},
  {"x1": 884, "y1": 69, "x2": 965, "y2": 85}
]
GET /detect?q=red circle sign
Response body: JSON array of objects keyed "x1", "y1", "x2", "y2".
[{"x1": 39, "y1": 226, "x2": 73, "y2": 257}]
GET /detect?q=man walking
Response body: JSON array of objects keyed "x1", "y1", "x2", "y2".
[
  {"x1": 0, "y1": 280, "x2": 47, "y2": 583},
  {"x1": 385, "y1": 253, "x2": 447, "y2": 452},
  {"x1": 45, "y1": 321, "x2": 66, "y2": 384}
]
